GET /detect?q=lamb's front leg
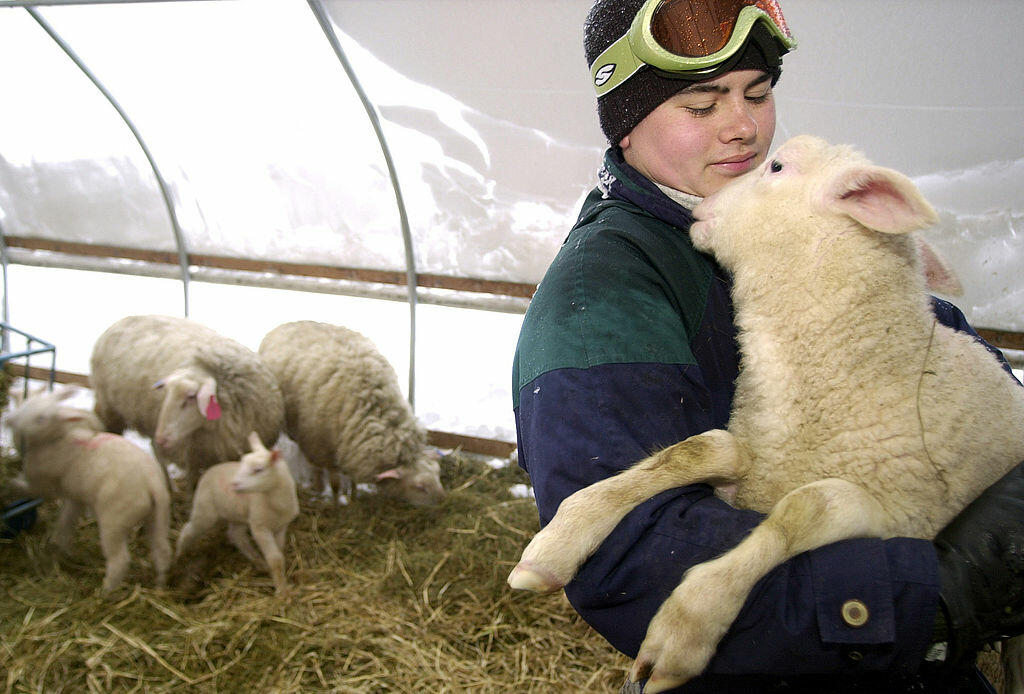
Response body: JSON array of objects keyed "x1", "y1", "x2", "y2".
[
  {"x1": 633, "y1": 478, "x2": 893, "y2": 693},
  {"x1": 508, "y1": 429, "x2": 745, "y2": 593}
]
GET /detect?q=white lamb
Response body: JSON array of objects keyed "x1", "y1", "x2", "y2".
[
  {"x1": 6, "y1": 387, "x2": 172, "y2": 595},
  {"x1": 174, "y1": 431, "x2": 299, "y2": 596},
  {"x1": 89, "y1": 314, "x2": 285, "y2": 492},
  {"x1": 508, "y1": 135, "x2": 1024, "y2": 692},
  {"x1": 258, "y1": 320, "x2": 445, "y2": 507}
]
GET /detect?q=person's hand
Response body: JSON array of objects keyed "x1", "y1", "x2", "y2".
[{"x1": 934, "y1": 460, "x2": 1024, "y2": 665}]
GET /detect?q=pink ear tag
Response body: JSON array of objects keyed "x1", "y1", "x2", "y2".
[{"x1": 204, "y1": 395, "x2": 222, "y2": 421}]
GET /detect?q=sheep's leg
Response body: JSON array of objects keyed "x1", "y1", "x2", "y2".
[
  {"x1": 509, "y1": 429, "x2": 746, "y2": 593},
  {"x1": 327, "y1": 467, "x2": 346, "y2": 505},
  {"x1": 1003, "y1": 636, "x2": 1024, "y2": 694},
  {"x1": 145, "y1": 510, "x2": 172, "y2": 589},
  {"x1": 632, "y1": 478, "x2": 892, "y2": 694},
  {"x1": 312, "y1": 465, "x2": 330, "y2": 499},
  {"x1": 173, "y1": 510, "x2": 217, "y2": 560},
  {"x1": 250, "y1": 525, "x2": 288, "y2": 596},
  {"x1": 226, "y1": 522, "x2": 269, "y2": 571},
  {"x1": 97, "y1": 518, "x2": 134, "y2": 595},
  {"x1": 53, "y1": 499, "x2": 84, "y2": 553}
]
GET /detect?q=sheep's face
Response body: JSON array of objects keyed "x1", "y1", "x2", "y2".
[
  {"x1": 690, "y1": 135, "x2": 833, "y2": 273},
  {"x1": 6, "y1": 388, "x2": 94, "y2": 443},
  {"x1": 231, "y1": 448, "x2": 282, "y2": 493},
  {"x1": 691, "y1": 134, "x2": 937, "y2": 283},
  {"x1": 7, "y1": 391, "x2": 64, "y2": 440},
  {"x1": 153, "y1": 373, "x2": 217, "y2": 451},
  {"x1": 375, "y1": 454, "x2": 446, "y2": 507}
]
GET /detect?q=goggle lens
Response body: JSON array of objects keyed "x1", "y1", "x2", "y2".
[{"x1": 650, "y1": 0, "x2": 792, "y2": 58}]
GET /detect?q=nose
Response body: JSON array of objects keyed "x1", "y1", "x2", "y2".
[{"x1": 719, "y1": 98, "x2": 758, "y2": 143}]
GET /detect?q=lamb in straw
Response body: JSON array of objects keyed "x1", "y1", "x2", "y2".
[
  {"x1": 174, "y1": 431, "x2": 299, "y2": 596},
  {"x1": 6, "y1": 386, "x2": 172, "y2": 595}
]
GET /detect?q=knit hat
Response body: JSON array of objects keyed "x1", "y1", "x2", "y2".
[{"x1": 585, "y1": 0, "x2": 787, "y2": 145}]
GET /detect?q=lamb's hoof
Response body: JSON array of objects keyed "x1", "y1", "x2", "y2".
[
  {"x1": 638, "y1": 673, "x2": 687, "y2": 694},
  {"x1": 506, "y1": 562, "x2": 564, "y2": 593}
]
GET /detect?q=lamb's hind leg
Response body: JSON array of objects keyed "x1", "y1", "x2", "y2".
[
  {"x1": 508, "y1": 429, "x2": 747, "y2": 593},
  {"x1": 633, "y1": 478, "x2": 893, "y2": 694},
  {"x1": 97, "y1": 518, "x2": 134, "y2": 595}
]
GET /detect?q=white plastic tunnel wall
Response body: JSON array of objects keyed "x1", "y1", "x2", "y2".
[{"x1": 0, "y1": 0, "x2": 1022, "y2": 448}]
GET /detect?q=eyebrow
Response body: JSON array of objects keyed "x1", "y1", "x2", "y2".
[{"x1": 678, "y1": 72, "x2": 772, "y2": 95}]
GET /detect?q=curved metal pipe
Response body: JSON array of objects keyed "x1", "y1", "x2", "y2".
[
  {"x1": 0, "y1": 220, "x2": 9, "y2": 348},
  {"x1": 307, "y1": 0, "x2": 419, "y2": 410},
  {"x1": 25, "y1": 6, "x2": 192, "y2": 316}
]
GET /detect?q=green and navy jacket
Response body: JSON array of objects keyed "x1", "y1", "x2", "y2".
[{"x1": 512, "y1": 148, "x2": 1001, "y2": 693}]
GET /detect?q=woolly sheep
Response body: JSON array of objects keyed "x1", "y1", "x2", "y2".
[
  {"x1": 508, "y1": 135, "x2": 1024, "y2": 692},
  {"x1": 89, "y1": 314, "x2": 285, "y2": 492},
  {"x1": 6, "y1": 387, "x2": 172, "y2": 595},
  {"x1": 258, "y1": 320, "x2": 445, "y2": 507},
  {"x1": 174, "y1": 431, "x2": 299, "y2": 596}
]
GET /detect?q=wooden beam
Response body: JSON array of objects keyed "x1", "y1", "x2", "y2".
[
  {"x1": 976, "y1": 328, "x2": 1024, "y2": 352},
  {"x1": 3, "y1": 236, "x2": 537, "y2": 299}
]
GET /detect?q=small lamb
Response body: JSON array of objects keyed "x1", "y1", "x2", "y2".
[
  {"x1": 174, "y1": 431, "x2": 299, "y2": 596},
  {"x1": 6, "y1": 387, "x2": 172, "y2": 595},
  {"x1": 258, "y1": 320, "x2": 445, "y2": 507},
  {"x1": 508, "y1": 135, "x2": 1024, "y2": 692}
]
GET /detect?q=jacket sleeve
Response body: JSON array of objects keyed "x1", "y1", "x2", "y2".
[{"x1": 515, "y1": 361, "x2": 939, "y2": 678}]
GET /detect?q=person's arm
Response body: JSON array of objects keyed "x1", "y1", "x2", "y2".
[
  {"x1": 516, "y1": 361, "x2": 939, "y2": 677},
  {"x1": 926, "y1": 296, "x2": 1024, "y2": 665}
]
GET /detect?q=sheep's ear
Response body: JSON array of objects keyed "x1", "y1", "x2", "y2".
[
  {"x1": 247, "y1": 431, "x2": 265, "y2": 452},
  {"x1": 197, "y1": 379, "x2": 221, "y2": 420},
  {"x1": 827, "y1": 165, "x2": 937, "y2": 235},
  {"x1": 917, "y1": 237, "x2": 963, "y2": 296},
  {"x1": 375, "y1": 468, "x2": 403, "y2": 482},
  {"x1": 270, "y1": 449, "x2": 281, "y2": 463}
]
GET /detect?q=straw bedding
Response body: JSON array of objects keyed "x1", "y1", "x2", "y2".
[{"x1": 1, "y1": 427, "x2": 630, "y2": 693}]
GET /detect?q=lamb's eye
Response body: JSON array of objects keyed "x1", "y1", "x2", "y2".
[{"x1": 769, "y1": 159, "x2": 783, "y2": 173}]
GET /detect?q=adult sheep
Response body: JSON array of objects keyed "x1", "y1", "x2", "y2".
[
  {"x1": 258, "y1": 320, "x2": 445, "y2": 507},
  {"x1": 508, "y1": 135, "x2": 1024, "y2": 692},
  {"x1": 90, "y1": 314, "x2": 285, "y2": 491}
]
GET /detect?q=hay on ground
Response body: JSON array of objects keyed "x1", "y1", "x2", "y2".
[{"x1": 1, "y1": 445, "x2": 629, "y2": 693}]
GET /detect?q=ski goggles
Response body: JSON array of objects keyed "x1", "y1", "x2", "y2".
[{"x1": 590, "y1": 0, "x2": 797, "y2": 98}]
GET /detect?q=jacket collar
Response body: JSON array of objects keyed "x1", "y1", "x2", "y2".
[{"x1": 597, "y1": 147, "x2": 696, "y2": 231}]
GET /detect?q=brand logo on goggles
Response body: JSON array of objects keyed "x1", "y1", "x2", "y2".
[{"x1": 594, "y1": 63, "x2": 617, "y2": 87}]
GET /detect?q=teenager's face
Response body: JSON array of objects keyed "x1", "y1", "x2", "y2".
[{"x1": 619, "y1": 70, "x2": 777, "y2": 198}]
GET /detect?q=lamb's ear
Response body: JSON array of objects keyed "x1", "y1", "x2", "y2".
[
  {"x1": 375, "y1": 468, "x2": 403, "y2": 482},
  {"x1": 827, "y1": 165, "x2": 938, "y2": 235},
  {"x1": 196, "y1": 378, "x2": 221, "y2": 420},
  {"x1": 917, "y1": 237, "x2": 964, "y2": 296},
  {"x1": 247, "y1": 431, "x2": 265, "y2": 452}
]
